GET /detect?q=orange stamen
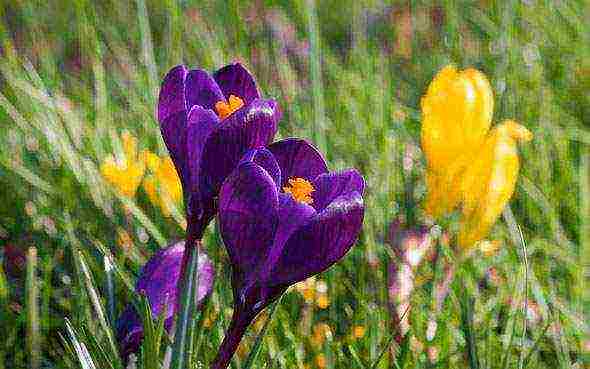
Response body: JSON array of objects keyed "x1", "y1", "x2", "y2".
[
  {"x1": 283, "y1": 177, "x2": 315, "y2": 204},
  {"x1": 215, "y1": 94, "x2": 244, "y2": 120}
]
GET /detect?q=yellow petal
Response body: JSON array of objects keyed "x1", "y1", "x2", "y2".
[
  {"x1": 157, "y1": 157, "x2": 183, "y2": 204},
  {"x1": 141, "y1": 150, "x2": 161, "y2": 173},
  {"x1": 143, "y1": 175, "x2": 159, "y2": 206},
  {"x1": 458, "y1": 120, "x2": 532, "y2": 250},
  {"x1": 421, "y1": 66, "x2": 494, "y2": 200}
]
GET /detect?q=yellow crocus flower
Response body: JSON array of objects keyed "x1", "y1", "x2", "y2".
[
  {"x1": 100, "y1": 131, "x2": 145, "y2": 197},
  {"x1": 421, "y1": 66, "x2": 532, "y2": 251},
  {"x1": 141, "y1": 151, "x2": 183, "y2": 216}
]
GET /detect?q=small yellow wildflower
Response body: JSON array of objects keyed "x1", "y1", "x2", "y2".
[
  {"x1": 100, "y1": 131, "x2": 145, "y2": 197},
  {"x1": 141, "y1": 151, "x2": 183, "y2": 216},
  {"x1": 421, "y1": 66, "x2": 532, "y2": 251},
  {"x1": 352, "y1": 325, "x2": 366, "y2": 339},
  {"x1": 316, "y1": 294, "x2": 330, "y2": 309}
]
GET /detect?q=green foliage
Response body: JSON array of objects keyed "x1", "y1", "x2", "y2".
[{"x1": 0, "y1": 0, "x2": 588, "y2": 368}]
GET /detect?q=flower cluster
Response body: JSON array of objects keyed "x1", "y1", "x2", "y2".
[
  {"x1": 421, "y1": 65, "x2": 532, "y2": 251},
  {"x1": 114, "y1": 62, "x2": 533, "y2": 368},
  {"x1": 99, "y1": 131, "x2": 183, "y2": 217},
  {"x1": 115, "y1": 62, "x2": 365, "y2": 367}
]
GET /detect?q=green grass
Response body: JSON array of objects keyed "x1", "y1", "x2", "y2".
[{"x1": 0, "y1": 0, "x2": 588, "y2": 368}]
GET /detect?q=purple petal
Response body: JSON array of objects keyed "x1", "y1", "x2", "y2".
[
  {"x1": 116, "y1": 306, "x2": 143, "y2": 360},
  {"x1": 261, "y1": 194, "x2": 316, "y2": 278},
  {"x1": 239, "y1": 148, "x2": 282, "y2": 188},
  {"x1": 213, "y1": 63, "x2": 261, "y2": 105},
  {"x1": 311, "y1": 169, "x2": 365, "y2": 211},
  {"x1": 185, "y1": 69, "x2": 225, "y2": 112},
  {"x1": 268, "y1": 191, "x2": 364, "y2": 286},
  {"x1": 268, "y1": 138, "x2": 328, "y2": 188},
  {"x1": 158, "y1": 65, "x2": 188, "y2": 123},
  {"x1": 219, "y1": 161, "x2": 279, "y2": 278},
  {"x1": 200, "y1": 98, "x2": 280, "y2": 198},
  {"x1": 158, "y1": 66, "x2": 190, "y2": 187},
  {"x1": 116, "y1": 242, "x2": 215, "y2": 360},
  {"x1": 186, "y1": 105, "x2": 219, "y2": 220}
]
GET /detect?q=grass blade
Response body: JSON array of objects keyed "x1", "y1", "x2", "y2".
[
  {"x1": 370, "y1": 305, "x2": 410, "y2": 369},
  {"x1": 26, "y1": 247, "x2": 40, "y2": 369},
  {"x1": 170, "y1": 242, "x2": 201, "y2": 369},
  {"x1": 241, "y1": 295, "x2": 283, "y2": 369}
]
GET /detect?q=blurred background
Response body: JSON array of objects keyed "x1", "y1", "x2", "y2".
[{"x1": 0, "y1": 1, "x2": 588, "y2": 368}]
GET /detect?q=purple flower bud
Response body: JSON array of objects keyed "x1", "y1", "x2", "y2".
[{"x1": 116, "y1": 241, "x2": 214, "y2": 361}]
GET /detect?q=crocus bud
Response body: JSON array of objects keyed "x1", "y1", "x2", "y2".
[{"x1": 116, "y1": 241, "x2": 215, "y2": 361}]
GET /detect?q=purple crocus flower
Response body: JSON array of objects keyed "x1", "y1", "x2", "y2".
[
  {"x1": 116, "y1": 241, "x2": 215, "y2": 361},
  {"x1": 157, "y1": 62, "x2": 281, "y2": 239},
  {"x1": 211, "y1": 139, "x2": 365, "y2": 369}
]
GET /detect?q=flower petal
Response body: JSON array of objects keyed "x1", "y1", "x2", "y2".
[
  {"x1": 239, "y1": 148, "x2": 282, "y2": 188},
  {"x1": 116, "y1": 242, "x2": 215, "y2": 360},
  {"x1": 311, "y1": 169, "x2": 365, "y2": 211},
  {"x1": 200, "y1": 98, "x2": 280, "y2": 198},
  {"x1": 261, "y1": 194, "x2": 316, "y2": 278},
  {"x1": 457, "y1": 120, "x2": 531, "y2": 250},
  {"x1": 158, "y1": 66, "x2": 190, "y2": 186},
  {"x1": 268, "y1": 138, "x2": 328, "y2": 188},
  {"x1": 185, "y1": 69, "x2": 225, "y2": 111},
  {"x1": 219, "y1": 161, "x2": 279, "y2": 280},
  {"x1": 268, "y1": 191, "x2": 364, "y2": 286},
  {"x1": 213, "y1": 63, "x2": 261, "y2": 105},
  {"x1": 158, "y1": 65, "x2": 188, "y2": 123},
  {"x1": 186, "y1": 105, "x2": 219, "y2": 221},
  {"x1": 116, "y1": 306, "x2": 143, "y2": 361}
]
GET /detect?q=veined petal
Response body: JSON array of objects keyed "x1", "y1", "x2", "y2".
[
  {"x1": 261, "y1": 194, "x2": 316, "y2": 278},
  {"x1": 200, "y1": 98, "x2": 280, "y2": 197},
  {"x1": 185, "y1": 69, "x2": 225, "y2": 112},
  {"x1": 218, "y1": 162, "x2": 279, "y2": 279},
  {"x1": 214, "y1": 63, "x2": 261, "y2": 105},
  {"x1": 186, "y1": 105, "x2": 219, "y2": 219},
  {"x1": 158, "y1": 65, "x2": 188, "y2": 123},
  {"x1": 158, "y1": 66, "x2": 190, "y2": 187},
  {"x1": 160, "y1": 111, "x2": 189, "y2": 188},
  {"x1": 311, "y1": 169, "x2": 365, "y2": 211},
  {"x1": 268, "y1": 191, "x2": 364, "y2": 286},
  {"x1": 239, "y1": 148, "x2": 282, "y2": 188},
  {"x1": 268, "y1": 138, "x2": 328, "y2": 188}
]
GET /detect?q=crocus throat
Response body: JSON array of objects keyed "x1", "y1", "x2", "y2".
[
  {"x1": 283, "y1": 177, "x2": 314, "y2": 204},
  {"x1": 215, "y1": 95, "x2": 244, "y2": 120}
]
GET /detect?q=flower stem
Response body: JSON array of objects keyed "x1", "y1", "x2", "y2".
[{"x1": 211, "y1": 312, "x2": 252, "y2": 369}]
